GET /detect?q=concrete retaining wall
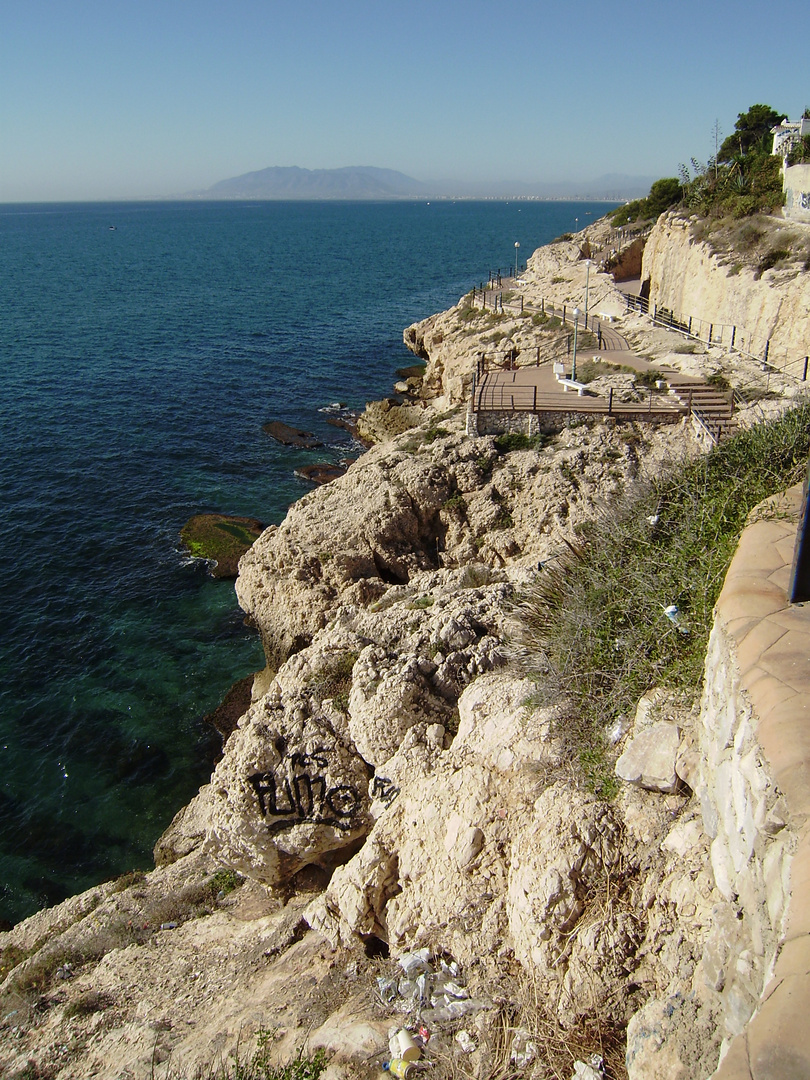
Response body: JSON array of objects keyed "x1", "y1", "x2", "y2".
[{"x1": 701, "y1": 484, "x2": 810, "y2": 1078}]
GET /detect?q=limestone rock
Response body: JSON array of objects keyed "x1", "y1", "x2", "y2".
[
  {"x1": 616, "y1": 720, "x2": 682, "y2": 793},
  {"x1": 202, "y1": 697, "x2": 371, "y2": 885},
  {"x1": 309, "y1": 1002, "x2": 390, "y2": 1058},
  {"x1": 507, "y1": 785, "x2": 632, "y2": 1016},
  {"x1": 154, "y1": 788, "x2": 211, "y2": 866},
  {"x1": 662, "y1": 817, "x2": 705, "y2": 858},
  {"x1": 348, "y1": 646, "x2": 450, "y2": 766},
  {"x1": 305, "y1": 673, "x2": 558, "y2": 965},
  {"x1": 444, "y1": 814, "x2": 484, "y2": 868},
  {"x1": 643, "y1": 212, "x2": 810, "y2": 363},
  {"x1": 626, "y1": 994, "x2": 721, "y2": 1080}
]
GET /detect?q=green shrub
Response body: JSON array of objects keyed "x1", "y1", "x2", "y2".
[
  {"x1": 705, "y1": 372, "x2": 731, "y2": 389},
  {"x1": 406, "y1": 595, "x2": 435, "y2": 610},
  {"x1": 516, "y1": 403, "x2": 810, "y2": 799},
  {"x1": 64, "y1": 990, "x2": 114, "y2": 1019},
  {"x1": 110, "y1": 869, "x2": 147, "y2": 893},
  {"x1": 757, "y1": 248, "x2": 791, "y2": 274},
  {"x1": 423, "y1": 425, "x2": 450, "y2": 443},
  {"x1": 311, "y1": 651, "x2": 360, "y2": 712},
  {"x1": 161, "y1": 1038, "x2": 327, "y2": 1080},
  {"x1": 494, "y1": 432, "x2": 544, "y2": 453},
  {"x1": 634, "y1": 368, "x2": 667, "y2": 388},
  {"x1": 209, "y1": 868, "x2": 244, "y2": 897}
]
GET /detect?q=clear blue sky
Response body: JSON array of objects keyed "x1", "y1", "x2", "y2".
[{"x1": 1, "y1": 0, "x2": 808, "y2": 201}]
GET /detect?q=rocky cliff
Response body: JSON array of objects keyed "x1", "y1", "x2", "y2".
[
  {"x1": 1, "y1": 214, "x2": 808, "y2": 1080},
  {"x1": 641, "y1": 212, "x2": 810, "y2": 367}
]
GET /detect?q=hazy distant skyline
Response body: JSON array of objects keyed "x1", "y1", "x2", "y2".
[{"x1": 2, "y1": 0, "x2": 808, "y2": 203}]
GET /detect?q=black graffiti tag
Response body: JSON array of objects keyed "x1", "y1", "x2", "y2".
[
  {"x1": 371, "y1": 775, "x2": 400, "y2": 807},
  {"x1": 249, "y1": 747, "x2": 361, "y2": 833}
]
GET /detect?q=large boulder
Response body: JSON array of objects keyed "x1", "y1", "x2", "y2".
[{"x1": 202, "y1": 697, "x2": 371, "y2": 885}]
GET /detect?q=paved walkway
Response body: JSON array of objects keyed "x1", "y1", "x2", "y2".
[{"x1": 473, "y1": 292, "x2": 736, "y2": 439}]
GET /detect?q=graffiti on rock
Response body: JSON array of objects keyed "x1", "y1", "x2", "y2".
[
  {"x1": 249, "y1": 747, "x2": 361, "y2": 833},
  {"x1": 371, "y1": 775, "x2": 400, "y2": 807}
]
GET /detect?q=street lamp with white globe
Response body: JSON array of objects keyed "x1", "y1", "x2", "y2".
[{"x1": 514, "y1": 241, "x2": 520, "y2": 279}]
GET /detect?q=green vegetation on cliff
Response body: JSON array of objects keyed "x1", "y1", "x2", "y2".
[
  {"x1": 518, "y1": 403, "x2": 810, "y2": 797},
  {"x1": 610, "y1": 103, "x2": 788, "y2": 227}
]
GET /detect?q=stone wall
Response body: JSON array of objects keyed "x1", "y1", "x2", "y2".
[
  {"x1": 469, "y1": 409, "x2": 574, "y2": 437},
  {"x1": 697, "y1": 484, "x2": 810, "y2": 1078},
  {"x1": 784, "y1": 164, "x2": 810, "y2": 223},
  {"x1": 697, "y1": 621, "x2": 793, "y2": 1055}
]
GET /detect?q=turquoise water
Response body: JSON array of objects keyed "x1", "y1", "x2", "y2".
[{"x1": 0, "y1": 199, "x2": 614, "y2": 924}]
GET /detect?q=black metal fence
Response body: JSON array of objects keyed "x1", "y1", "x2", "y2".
[{"x1": 625, "y1": 294, "x2": 810, "y2": 381}]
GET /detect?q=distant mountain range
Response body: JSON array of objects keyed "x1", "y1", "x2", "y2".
[{"x1": 193, "y1": 166, "x2": 654, "y2": 202}]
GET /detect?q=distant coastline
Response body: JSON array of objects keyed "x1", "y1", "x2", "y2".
[{"x1": 180, "y1": 164, "x2": 652, "y2": 203}]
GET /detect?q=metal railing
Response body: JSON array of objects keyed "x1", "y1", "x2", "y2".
[
  {"x1": 473, "y1": 382, "x2": 685, "y2": 420},
  {"x1": 625, "y1": 294, "x2": 810, "y2": 381}
]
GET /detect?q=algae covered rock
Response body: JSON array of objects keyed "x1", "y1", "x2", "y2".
[{"x1": 181, "y1": 514, "x2": 265, "y2": 578}]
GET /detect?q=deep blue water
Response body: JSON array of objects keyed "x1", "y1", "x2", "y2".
[{"x1": 0, "y1": 199, "x2": 613, "y2": 924}]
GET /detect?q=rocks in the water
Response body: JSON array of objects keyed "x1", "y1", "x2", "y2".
[
  {"x1": 180, "y1": 514, "x2": 265, "y2": 578},
  {"x1": 396, "y1": 363, "x2": 427, "y2": 382},
  {"x1": 263, "y1": 420, "x2": 324, "y2": 448},
  {"x1": 295, "y1": 461, "x2": 354, "y2": 486},
  {"x1": 203, "y1": 674, "x2": 255, "y2": 753},
  {"x1": 326, "y1": 414, "x2": 360, "y2": 438},
  {"x1": 356, "y1": 398, "x2": 425, "y2": 444}
]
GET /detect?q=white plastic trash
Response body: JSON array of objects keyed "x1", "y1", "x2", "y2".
[
  {"x1": 394, "y1": 1030, "x2": 421, "y2": 1062},
  {"x1": 456, "y1": 1031, "x2": 476, "y2": 1053},
  {"x1": 571, "y1": 1055, "x2": 604, "y2": 1079},
  {"x1": 398, "y1": 948, "x2": 431, "y2": 978},
  {"x1": 663, "y1": 604, "x2": 689, "y2": 635}
]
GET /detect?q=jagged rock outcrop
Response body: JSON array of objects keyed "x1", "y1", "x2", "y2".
[{"x1": 236, "y1": 408, "x2": 691, "y2": 676}]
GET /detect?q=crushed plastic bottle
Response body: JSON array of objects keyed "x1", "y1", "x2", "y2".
[
  {"x1": 455, "y1": 1030, "x2": 476, "y2": 1053},
  {"x1": 663, "y1": 604, "x2": 689, "y2": 635},
  {"x1": 399, "y1": 973, "x2": 432, "y2": 1004},
  {"x1": 571, "y1": 1055, "x2": 604, "y2": 1080},
  {"x1": 510, "y1": 1027, "x2": 538, "y2": 1068},
  {"x1": 377, "y1": 976, "x2": 399, "y2": 1004},
  {"x1": 423, "y1": 998, "x2": 491, "y2": 1023}
]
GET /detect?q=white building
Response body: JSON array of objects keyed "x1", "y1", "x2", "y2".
[
  {"x1": 772, "y1": 117, "x2": 810, "y2": 222},
  {"x1": 771, "y1": 117, "x2": 810, "y2": 162}
]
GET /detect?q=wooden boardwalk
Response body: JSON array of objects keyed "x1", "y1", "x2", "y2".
[
  {"x1": 474, "y1": 363, "x2": 685, "y2": 422},
  {"x1": 471, "y1": 301, "x2": 736, "y2": 440}
]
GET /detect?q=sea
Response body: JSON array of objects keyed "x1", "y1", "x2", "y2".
[{"x1": 0, "y1": 198, "x2": 615, "y2": 926}]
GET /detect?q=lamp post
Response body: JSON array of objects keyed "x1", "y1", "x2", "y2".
[
  {"x1": 514, "y1": 241, "x2": 520, "y2": 279},
  {"x1": 584, "y1": 259, "x2": 592, "y2": 328},
  {"x1": 572, "y1": 307, "x2": 580, "y2": 382}
]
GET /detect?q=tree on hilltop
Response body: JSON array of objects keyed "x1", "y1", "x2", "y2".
[
  {"x1": 718, "y1": 104, "x2": 786, "y2": 162},
  {"x1": 646, "y1": 178, "x2": 683, "y2": 217},
  {"x1": 608, "y1": 177, "x2": 682, "y2": 227}
]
